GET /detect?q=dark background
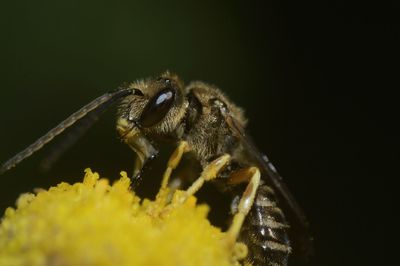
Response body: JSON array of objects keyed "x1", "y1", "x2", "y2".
[{"x1": 0, "y1": 1, "x2": 398, "y2": 265}]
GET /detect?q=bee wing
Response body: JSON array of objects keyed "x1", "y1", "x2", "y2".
[
  {"x1": 222, "y1": 111, "x2": 314, "y2": 262},
  {"x1": 0, "y1": 88, "x2": 132, "y2": 174}
]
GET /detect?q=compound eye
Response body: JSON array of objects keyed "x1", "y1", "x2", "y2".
[{"x1": 139, "y1": 88, "x2": 175, "y2": 127}]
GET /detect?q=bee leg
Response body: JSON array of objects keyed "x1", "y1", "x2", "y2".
[
  {"x1": 155, "y1": 141, "x2": 190, "y2": 205},
  {"x1": 160, "y1": 140, "x2": 190, "y2": 189},
  {"x1": 226, "y1": 167, "x2": 261, "y2": 246},
  {"x1": 178, "y1": 154, "x2": 231, "y2": 203},
  {"x1": 132, "y1": 156, "x2": 142, "y2": 178}
]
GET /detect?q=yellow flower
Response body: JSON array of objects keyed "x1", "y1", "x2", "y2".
[{"x1": 0, "y1": 169, "x2": 247, "y2": 266}]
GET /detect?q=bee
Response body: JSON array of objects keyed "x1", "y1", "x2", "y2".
[{"x1": 1, "y1": 72, "x2": 313, "y2": 265}]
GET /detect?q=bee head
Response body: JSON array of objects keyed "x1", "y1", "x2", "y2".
[
  {"x1": 118, "y1": 72, "x2": 186, "y2": 136},
  {"x1": 116, "y1": 72, "x2": 187, "y2": 174}
]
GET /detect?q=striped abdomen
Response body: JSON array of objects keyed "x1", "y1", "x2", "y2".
[{"x1": 239, "y1": 183, "x2": 291, "y2": 266}]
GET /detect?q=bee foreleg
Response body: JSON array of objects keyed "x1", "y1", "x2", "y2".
[
  {"x1": 160, "y1": 140, "x2": 190, "y2": 189},
  {"x1": 226, "y1": 167, "x2": 261, "y2": 246},
  {"x1": 178, "y1": 154, "x2": 231, "y2": 203}
]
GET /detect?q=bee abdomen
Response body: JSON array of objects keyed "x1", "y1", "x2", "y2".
[{"x1": 240, "y1": 184, "x2": 291, "y2": 266}]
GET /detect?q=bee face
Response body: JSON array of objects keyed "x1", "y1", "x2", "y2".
[
  {"x1": 117, "y1": 72, "x2": 187, "y2": 139},
  {"x1": 116, "y1": 72, "x2": 188, "y2": 175}
]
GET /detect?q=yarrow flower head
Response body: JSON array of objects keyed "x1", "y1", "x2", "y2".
[{"x1": 0, "y1": 169, "x2": 248, "y2": 266}]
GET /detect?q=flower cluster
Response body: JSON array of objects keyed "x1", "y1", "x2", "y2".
[{"x1": 0, "y1": 169, "x2": 247, "y2": 266}]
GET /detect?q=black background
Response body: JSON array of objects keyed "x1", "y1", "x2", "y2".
[{"x1": 0, "y1": 1, "x2": 398, "y2": 265}]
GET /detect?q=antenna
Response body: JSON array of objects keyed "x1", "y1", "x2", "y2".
[{"x1": 0, "y1": 88, "x2": 132, "y2": 174}]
